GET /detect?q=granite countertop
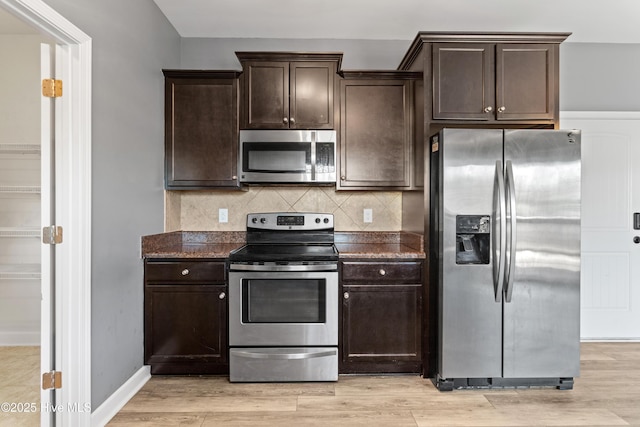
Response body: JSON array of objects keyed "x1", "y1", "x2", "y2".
[
  {"x1": 334, "y1": 231, "x2": 425, "y2": 259},
  {"x1": 141, "y1": 231, "x2": 246, "y2": 259},
  {"x1": 141, "y1": 231, "x2": 425, "y2": 260}
]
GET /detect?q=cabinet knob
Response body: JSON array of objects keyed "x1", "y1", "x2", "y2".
[
  {"x1": 498, "y1": 106, "x2": 506, "y2": 113},
  {"x1": 341, "y1": 176, "x2": 345, "y2": 180},
  {"x1": 283, "y1": 117, "x2": 289, "y2": 124},
  {"x1": 484, "y1": 106, "x2": 493, "y2": 113},
  {"x1": 378, "y1": 269, "x2": 386, "y2": 276},
  {"x1": 343, "y1": 292, "x2": 350, "y2": 300},
  {"x1": 232, "y1": 175, "x2": 237, "y2": 180},
  {"x1": 181, "y1": 268, "x2": 190, "y2": 276},
  {"x1": 219, "y1": 292, "x2": 226, "y2": 300},
  {"x1": 290, "y1": 117, "x2": 295, "y2": 124}
]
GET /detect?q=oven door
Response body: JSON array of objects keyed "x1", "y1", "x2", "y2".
[{"x1": 228, "y1": 269, "x2": 338, "y2": 346}]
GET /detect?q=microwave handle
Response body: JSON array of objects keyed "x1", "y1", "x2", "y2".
[{"x1": 310, "y1": 131, "x2": 316, "y2": 181}]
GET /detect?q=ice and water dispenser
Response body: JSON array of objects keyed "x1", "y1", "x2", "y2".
[{"x1": 456, "y1": 215, "x2": 490, "y2": 264}]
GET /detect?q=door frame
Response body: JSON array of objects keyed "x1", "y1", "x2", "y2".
[{"x1": 0, "y1": 0, "x2": 92, "y2": 425}]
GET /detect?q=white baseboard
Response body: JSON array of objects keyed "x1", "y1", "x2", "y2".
[
  {"x1": 0, "y1": 331, "x2": 40, "y2": 346},
  {"x1": 91, "y1": 365, "x2": 151, "y2": 427}
]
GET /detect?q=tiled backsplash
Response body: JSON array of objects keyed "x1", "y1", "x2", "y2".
[{"x1": 165, "y1": 187, "x2": 402, "y2": 231}]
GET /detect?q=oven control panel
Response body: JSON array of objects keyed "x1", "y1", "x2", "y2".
[{"x1": 247, "y1": 212, "x2": 333, "y2": 230}]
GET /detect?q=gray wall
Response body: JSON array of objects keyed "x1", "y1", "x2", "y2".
[
  {"x1": 41, "y1": 0, "x2": 179, "y2": 408},
  {"x1": 560, "y1": 43, "x2": 640, "y2": 111}
]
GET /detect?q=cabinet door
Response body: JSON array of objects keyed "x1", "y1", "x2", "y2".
[
  {"x1": 432, "y1": 43, "x2": 495, "y2": 120},
  {"x1": 165, "y1": 76, "x2": 239, "y2": 188},
  {"x1": 145, "y1": 284, "x2": 228, "y2": 374},
  {"x1": 339, "y1": 79, "x2": 412, "y2": 188},
  {"x1": 290, "y1": 62, "x2": 335, "y2": 129},
  {"x1": 243, "y1": 61, "x2": 289, "y2": 129},
  {"x1": 341, "y1": 283, "x2": 422, "y2": 373},
  {"x1": 496, "y1": 44, "x2": 555, "y2": 121}
]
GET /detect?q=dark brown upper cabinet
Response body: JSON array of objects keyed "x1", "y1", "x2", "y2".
[
  {"x1": 399, "y1": 32, "x2": 570, "y2": 127},
  {"x1": 164, "y1": 70, "x2": 241, "y2": 189},
  {"x1": 236, "y1": 52, "x2": 342, "y2": 130},
  {"x1": 432, "y1": 43, "x2": 556, "y2": 121},
  {"x1": 338, "y1": 71, "x2": 421, "y2": 190}
]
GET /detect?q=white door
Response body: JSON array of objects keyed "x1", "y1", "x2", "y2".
[{"x1": 561, "y1": 112, "x2": 640, "y2": 339}]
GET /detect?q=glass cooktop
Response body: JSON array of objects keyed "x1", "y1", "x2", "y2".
[{"x1": 228, "y1": 243, "x2": 338, "y2": 263}]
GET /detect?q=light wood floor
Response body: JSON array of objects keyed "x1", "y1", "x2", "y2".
[
  {"x1": 0, "y1": 346, "x2": 40, "y2": 427},
  {"x1": 109, "y1": 342, "x2": 640, "y2": 426}
]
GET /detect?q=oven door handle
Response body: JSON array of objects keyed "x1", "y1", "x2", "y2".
[
  {"x1": 232, "y1": 349, "x2": 337, "y2": 360},
  {"x1": 229, "y1": 264, "x2": 338, "y2": 272}
]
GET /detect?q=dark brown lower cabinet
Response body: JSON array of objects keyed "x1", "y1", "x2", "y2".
[
  {"x1": 144, "y1": 260, "x2": 228, "y2": 375},
  {"x1": 340, "y1": 261, "x2": 423, "y2": 373}
]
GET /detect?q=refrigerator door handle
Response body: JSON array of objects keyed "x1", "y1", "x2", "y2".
[
  {"x1": 504, "y1": 160, "x2": 517, "y2": 303},
  {"x1": 492, "y1": 160, "x2": 507, "y2": 302}
]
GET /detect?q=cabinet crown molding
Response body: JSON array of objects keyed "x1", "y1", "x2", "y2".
[
  {"x1": 235, "y1": 51, "x2": 343, "y2": 70},
  {"x1": 398, "y1": 31, "x2": 572, "y2": 71}
]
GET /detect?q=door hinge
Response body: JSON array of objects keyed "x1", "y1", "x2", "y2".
[
  {"x1": 42, "y1": 79, "x2": 62, "y2": 98},
  {"x1": 42, "y1": 225, "x2": 63, "y2": 244},
  {"x1": 42, "y1": 371, "x2": 62, "y2": 390}
]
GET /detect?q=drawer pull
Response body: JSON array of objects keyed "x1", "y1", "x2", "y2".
[
  {"x1": 378, "y1": 269, "x2": 386, "y2": 276},
  {"x1": 181, "y1": 268, "x2": 190, "y2": 276},
  {"x1": 219, "y1": 292, "x2": 226, "y2": 300},
  {"x1": 343, "y1": 292, "x2": 350, "y2": 300}
]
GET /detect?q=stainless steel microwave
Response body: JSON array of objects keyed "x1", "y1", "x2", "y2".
[{"x1": 239, "y1": 130, "x2": 336, "y2": 183}]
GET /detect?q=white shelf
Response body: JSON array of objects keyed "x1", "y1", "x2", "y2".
[
  {"x1": 0, "y1": 144, "x2": 41, "y2": 155},
  {"x1": 0, "y1": 185, "x2": 41, "y2": 194},
  {"x1": 0, "y1": 227, "x2": 41, "y2": 238},
  {"x1": 0, "y1": 264, "x2": 41, "y2": 280}
]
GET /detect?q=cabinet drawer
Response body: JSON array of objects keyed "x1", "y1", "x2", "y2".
[
  {"x1": 341, "y1": 261, "x2": 422, "y2": 283},
  {"x1": 145, "y1": 261, "x2": 225, "y2": 283}
]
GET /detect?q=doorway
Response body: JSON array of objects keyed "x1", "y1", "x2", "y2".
[
  {"x1": 0, "y1": 0, "x2": 92, "y2": 425},
  {"x1": 562, "y1": 111, "x2": 640, "y2": 339},
  {"x1": 0, "y1": 16, "x2": 51, "y2": 427}
]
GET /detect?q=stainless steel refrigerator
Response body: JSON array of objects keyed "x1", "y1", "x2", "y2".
[{"x1": 431, "y1": 128, "x2": 581, "y2": 391}]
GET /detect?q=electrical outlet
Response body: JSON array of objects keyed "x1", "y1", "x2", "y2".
[
  {"x1": 363, "y1": 208, "x2": 373, "y2": 223},
  {"x1": 219, "y1": 208, "x2": 228, "y2": 223}
]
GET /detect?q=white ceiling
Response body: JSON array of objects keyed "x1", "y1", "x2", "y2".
[
  {"x1": 2, "y1": 1, "x2": 640, "y2": 43},
  {"x1": 152, "y1": 0, "x2": 640, "y2": 44}
]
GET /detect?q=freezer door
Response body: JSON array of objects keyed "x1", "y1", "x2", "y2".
[
  {"x1": 438, "y1": 128, "x2": 504, "y2": 378},
  {"x1": 503, "y1": 129, "x2": 581, "y2": 378}
]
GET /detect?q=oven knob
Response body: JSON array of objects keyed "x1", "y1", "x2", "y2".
[
  {"x1": 260, "y1": 218, "x2": 266, "y2": 224},
  {"x1": 251, "y1": 217, "x2": 258, "y2": 224},
  {"x1": 324, "y1": 218, "x2": 330, "y2": 224},
  {"x1": 315, "y1": 218, "x2": 321, "y2": 224}
]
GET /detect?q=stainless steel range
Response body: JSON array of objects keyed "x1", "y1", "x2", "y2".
[{"x1": 227, "y1": 212, "x2": 339, "y2": 382}]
